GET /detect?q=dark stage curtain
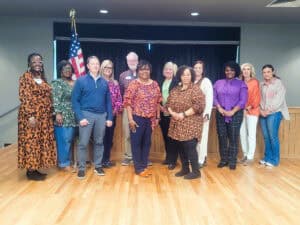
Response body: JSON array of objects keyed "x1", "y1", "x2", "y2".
[{"x1": 56, "y1": 40, "x2": 237, "y2": 84}]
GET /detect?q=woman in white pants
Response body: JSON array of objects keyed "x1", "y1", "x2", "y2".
[
  {"x1": 193, "y1": 60, "x2": 213, "y2": 168},
  {"x1": 239, "y1": 63, "x2": 261, "y2": 165}
]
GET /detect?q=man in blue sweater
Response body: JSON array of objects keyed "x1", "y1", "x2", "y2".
[{"x1": 72, "y1": 56, "x2": 113, "y2": 179}]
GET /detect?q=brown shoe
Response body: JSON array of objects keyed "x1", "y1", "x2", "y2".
[
  {"x1": 145, "y1": 168, "x2": 152, "y2": 176},
  {"x1": 138, "y1": 170, "x2": 149, "y2": 177}
]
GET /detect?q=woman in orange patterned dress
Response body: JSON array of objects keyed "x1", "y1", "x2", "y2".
[{"x1": 18, "y1": 53, "x2": 56, "y2": 180}]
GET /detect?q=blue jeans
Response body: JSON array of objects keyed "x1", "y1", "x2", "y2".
[
  {"x1": 130, "y1": 115, "x2": 152, "y2": 174},
  {"x1": 260, "y1": 112, "x2": 282, "y2": 166},
  {"x1": 77, "y1": 111, "x2": 107, "y2": 171},
  {"x1": 54, "y1": 126, "x2": 75, "y2": 167}
]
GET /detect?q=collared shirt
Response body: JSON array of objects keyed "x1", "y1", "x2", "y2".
[
  {"x1": 245, "y1": 78, "x2": 261, "y2": 116},
  {"x1": 51, "y1": 79, "x2": 76, "y2": 127},
  {"x1": 71, "y1": 73, "x2": 113, "y2": 121},
  {"x1": 213, "y1": 78, "x2": 248, "y2": 122},
  {"x1": 119, "y1": 70, "x2": 137, "y2": 97},
  {"x1": 260, "y1": 77, "x2": 290, "y2": 120}
]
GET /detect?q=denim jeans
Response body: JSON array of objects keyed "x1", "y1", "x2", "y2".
[
  {"x1": 260, "y1": 112, "x2": 282, "y2": 166},
  {"x1": 77, "y1": 111, "x2": 107, "y2": 171},
  {"x1": 130, "y1": 115, "x2": 152, "y2": 174},
  {"x1": 54, "y1": 126, "x2": 75, "y2": 167}
]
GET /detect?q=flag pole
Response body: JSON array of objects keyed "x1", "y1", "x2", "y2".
[{"x1": 69, "y1": 9, "x2": 77, "y2": 34}]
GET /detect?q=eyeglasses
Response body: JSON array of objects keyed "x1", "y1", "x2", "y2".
[{"x1": 104, "y1": 67, "x2": 113, "y2": 70}]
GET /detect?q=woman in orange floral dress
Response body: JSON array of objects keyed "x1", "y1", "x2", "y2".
[{"x1": 18, "y1": 53, "x2": 56, "y2": 180}]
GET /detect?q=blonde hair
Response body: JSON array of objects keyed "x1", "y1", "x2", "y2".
[
  {"x1": 100, "y1": 59, "x2": 114, "y2": 80},
  {"x1": 241, "y1": 63, "x2": 256, "y2": 80},
  {"x1": 163, "y1": 61, "x2": 178, "y2": 77}
]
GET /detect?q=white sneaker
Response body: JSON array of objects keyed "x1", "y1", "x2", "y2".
[
  {"x1": 259, "y1": 159, "x2": 266, "y2": 165},
  {"x1": 265, "y1": 162, "x2": 274, "y2": 168}
]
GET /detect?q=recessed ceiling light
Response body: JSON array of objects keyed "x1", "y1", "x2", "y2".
[
  {"x1": 191, "y1": 12, "x2": 199, "y2": 16},
  {"x1": 99, "y1": 9, "x2": 109, "y2": 14}
]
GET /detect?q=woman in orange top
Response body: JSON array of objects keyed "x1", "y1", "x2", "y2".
[{"x1": 239, "y1": 63, "x2": 261, "y2": 164}]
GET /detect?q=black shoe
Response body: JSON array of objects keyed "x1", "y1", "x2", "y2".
[
  {"x1": 35, "y1": 170, "x2": 47, "y2": 176},
  {"x1": 175, "y1": 169, "x2": 190, "y2": 177},
  {"x1": 94, "y1": 167, "x2": 105, "y2": 176},
  {"x1": 102, "y1": 161, "x2": 116, "y2": 168},
  {"x1": 217, "y1": 161, "x2": 228, "y2": 168},
  {"x1": 168, "y1": 164, "x2": 176, "y2": 170},
  {"x1": 229, "y1": 164, "x2": 236, "y2": 170},
  {"x1": 162, "y1": 160, "x2": 169, "y2": 165},
  {"x1": 184, "y1": 172, "x2": 201, "y2": 179},
  {"x1": 77, "y1": 170, "x2": 85, "y2": 179},
  {"x1": 26, "y1": 170, "x2": 46, "y2": 181}
]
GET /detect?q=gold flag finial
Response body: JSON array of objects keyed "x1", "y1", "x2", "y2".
[
  {"x1": 69, "y1": 9, "x2": 77, "y2": 33},
  {"x1": 69, "y1": 9, "x2": 76, "y2": 19}
]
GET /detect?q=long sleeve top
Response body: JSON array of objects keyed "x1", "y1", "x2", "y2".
[
  {"x1": 51, "y1": 79, "x2": 76, "y2": 127},
  {"x1": 71, "y1": 73, "x2": 113, "y2": 121},
  {"x1": 107, "y1": 80, "x2": 123, "y2": 115},
  {"x1": 19, "y1": 72, "x2": 53, "y2": 119},
  {"x1": 166, "y1": 84, "x2": 205, "y2": 141},
  {"x1": 197, "y1": 77, "x2": 213, "y2": 118},
  {"x1": 245, "y1": 78, "x2": 261, "y2": 116},
  {"x1": 213, "y1": 78, "x2": 248, "y2": 122},
  {"x1": 260, "y1": 77, "x2": 290, "y2": 120}
]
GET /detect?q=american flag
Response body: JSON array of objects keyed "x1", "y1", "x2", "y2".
[{"x1": 69, "y1": 28, "x2": 85, "y2": 79}]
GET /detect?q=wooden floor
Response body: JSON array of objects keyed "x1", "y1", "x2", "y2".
[{"x1": 0, "y1": 145, "x2": 300, "y2": 225}]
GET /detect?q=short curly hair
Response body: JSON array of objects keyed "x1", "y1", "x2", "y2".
[{"x1": 223, "y1": 61, "x2": 241, "y2": 78}]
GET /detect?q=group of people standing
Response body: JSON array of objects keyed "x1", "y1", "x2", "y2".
[{"x1": 17, "y1": 51, "x2": 289, "y2": 181}]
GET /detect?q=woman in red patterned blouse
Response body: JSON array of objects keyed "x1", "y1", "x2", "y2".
[
  {"x1": 166, "y1": 66, "x2": 205, "y2": 179},
  {"x1": 123, "y1": 60, "x2": 162, "y2": 177}
]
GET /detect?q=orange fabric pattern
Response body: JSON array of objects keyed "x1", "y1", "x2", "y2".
[
  {"x1": 166, "y1": 84, "x2": 205, "y2": 141},
  {"x1": 18, "y1": 72, "x2": 57, "y2": 170},
  {"x1": 123, "y1": 79, "x2": 162, "y2": 119}
]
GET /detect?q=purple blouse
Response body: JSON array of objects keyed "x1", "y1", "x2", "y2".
[
  {"x1": 213, "y1": 78, "x2": 248, "y2": 122},
  {"x1": 107, "y1": 80, "x2": 123, "y2": 115}
]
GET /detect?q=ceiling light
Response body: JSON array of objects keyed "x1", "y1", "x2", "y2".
[
  {"x1": 99, "y1": 9, "x2": 109, "y2": 14},
  {"x1": 266, "y1": 0, "x2": 300, "y2": 7},
  {"x1": 191, "y1": 12, "x2": 199, "y2": 16}
]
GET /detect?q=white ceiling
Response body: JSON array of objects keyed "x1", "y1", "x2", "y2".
[{"x1": 0, "y1": 0, "x2": 299, "y2": 23}]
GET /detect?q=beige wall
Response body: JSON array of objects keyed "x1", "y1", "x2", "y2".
[{"x1": 0, "y1": 17, "x2": 299, "y2": 146}]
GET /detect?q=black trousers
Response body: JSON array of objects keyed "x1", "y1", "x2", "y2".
[
  {"x1": 173, "y1": 138, "x2": 199, "y2": 174},
  {"x1": 159, "y1": 115, "x2": 178, "y2": 164},
  {"x1": 216, "y1": 110, "x2": 243, "y2": 165},
  {"x1": 102, "y1": 116, "x2": 117, "y2": 164}
]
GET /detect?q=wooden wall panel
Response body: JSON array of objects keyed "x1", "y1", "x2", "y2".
[{"x1": 111, "y1": 107, "x2": 300, "y2": 160}]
